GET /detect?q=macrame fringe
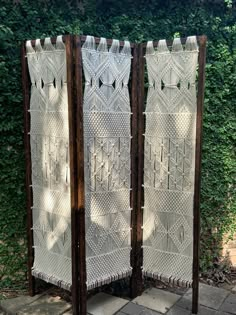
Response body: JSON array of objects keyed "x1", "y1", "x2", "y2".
[
  {"x1": 33, "y1": 269, "x2": 191, "y2": 290},
  {"x1": 26, "y1": 35, "x2": 65, "y2": 53},
  {"x1": 32, "y1": 269, "x2": 132, "y2": 291},
  {"x1": 32, "y1": 269, "x2": 71, "y2": 291},
  {"x1": 82, "y1": 35, "x2": 131, "y2": 55},
  {"x1": 143, "y1": 271, "x2": 192, "y2": 288},
  {"x1": 87, "y1": 269, "x2": 132, "y2": 290},
  {"x1": 145, "y1": 36, "x2": 198, "y2": 55}
]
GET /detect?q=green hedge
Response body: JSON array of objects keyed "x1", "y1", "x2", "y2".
[{"x1": 0, "y1": 0, "x2": 235, "y2": 289}]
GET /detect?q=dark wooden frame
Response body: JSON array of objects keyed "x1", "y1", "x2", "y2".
[
  {"x1": 66, "y1": 35, "x2": 85, "y2": 315},
  {"x1": 192, "y1": 35, "x2": 207, "y2": 314},
  {"x1": 130, "y1": 43, "x2": 143, "y2": 298},
  {"x1": 73, "y1": 35, "x2": 87, "y2": 315},
  {"x1": 130, "y1": 43, "x2": 145, "y2": 298},
  {"x1": 22, "y1": 34, "x2": 206, "y2": 315},
  {"x1": 21, "y1": 40, "x2": 36, "y2": 298}
]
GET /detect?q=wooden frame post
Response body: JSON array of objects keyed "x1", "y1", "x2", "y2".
[
  {"x1": 192, "y1": 35, "x2": 207, "y2": 315},
  {"x1": 136, "y1": 42, "x2": 145, "y2": 296},
  {"x1": 21, "y1": 41, "x2": 36, "y2": 297},
  {"x1": 130, "y1": 43, "x2": 142, "y2": 297},
  {"x1": 130, "y1": 43, "x2": 145, "y2": 297},
  {"x1": 74, "y1": 35, "x2": 87, "y2": 315},
  {"x1": 66, "y1": 35, "x2": 83, "y2": 314}
]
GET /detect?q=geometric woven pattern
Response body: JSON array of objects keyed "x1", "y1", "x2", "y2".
[
  {"x1": 144, "y1": 137, "x2": 195, "y2": 191},
  {"x1": 142, "y1": 37, "x2": 199, "y2": 286},
  {"x1": 82, "y1": 36, "x2": 132, "y2": 289},
  {"x1": 83, "y1": 112, "x2": 130, "y2": 138},
  {"x1": 26, "y1": 36, "x2": 71, "y2": 289},
  {"x1": 145, "y1": 113, "x2": 196, "y2": 139}
]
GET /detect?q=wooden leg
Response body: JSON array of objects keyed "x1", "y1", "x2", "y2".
[
  {"x1": 192, "y1": 35, "x2": 207, "y2": 315},
  {"x1": 21, "y1": 42, "x2": 36, "y2": 297},
  {"x1": 130, "y1": 43, "x2": 145, "y2": 298}
]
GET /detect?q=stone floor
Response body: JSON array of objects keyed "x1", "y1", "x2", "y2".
[{"x1": 0, "y1": 283, "x2": 236, "y2": 315}]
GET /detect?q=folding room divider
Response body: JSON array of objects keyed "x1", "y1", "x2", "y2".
[{"x1": 21, "y1": 34, "x2": 206, "y2": 315}]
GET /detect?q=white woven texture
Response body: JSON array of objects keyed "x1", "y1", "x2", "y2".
[
  {"x1": 26, "y1": 36, "x2": 71, "y2": 288},
  {"x1": 82, "y1": 36, "x2": 132, "y2": 289},
  {"x1": 143, "y1": 37, "x2": 199, "y2": 285}
]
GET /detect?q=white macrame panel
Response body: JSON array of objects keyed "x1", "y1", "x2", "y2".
[
  {"x1": 143, "y1": 37, "x2": 199, "y2": 286},
  {"x1": 26, "y1": 36, "x2": 71, "y2": 290},
  {"x1": 81, "y1": 36, "x2": 132, "y2": 289}
]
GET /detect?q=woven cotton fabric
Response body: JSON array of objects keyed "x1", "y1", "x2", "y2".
[
  {"x1": 26, "y1": 36, "x2": 71, "y2": 289},
  {"x1": 81, "y1": 36, "x2": 132, "y2": 289},
  {"x1": 142, "y1": 37, "x2": 199, "y2": 286}
]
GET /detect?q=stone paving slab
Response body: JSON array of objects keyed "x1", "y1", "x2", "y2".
[
  {"x1": 176, "y1": 296, "x2": 218, "y2": 314},
  {"x1": 17, "y1": 295, "x2": 72, "y2": 315},
  {"x1": 167, "y1": 302, "x2": 230, "y2": 315},
  {"x1": 61, "y1": 311, "x2": 92, "y2": 315},
  {"x1": 176, "y1": 296, "x2": 234, "y2": 315},
  {"x1": 169, "y1": 302, "x2": 233, "y2": 315},
  {"x1": 119, "y1": 302, "x2": 147, "y2": 315},
  {"x1": 132, "y1": 288, "x2": 180, "y2": 314},
  {"x1": 0, "y1": 294, "x2": 42, "y2": 314},
  {"x1": 175, "y1": 296, "x2": 193, "y2": 311},
  {"x1": 219, "y1": 293, "x2": 236, "y2": 314},
  {"x1": 60, "y1": 309, "x2": 74, "y2": 314},
  {"x1": 166, "y1": 305, "x2": 191, "y2": 315},
  {"x1": 119, "y1": 301, "x2": 161, "y2": 314},
  {"x1": 87, "y1": 292, "x2": 128, "y2": 315},
  {"x1": 184, "y1": 283, "x2": 230, "y2": 310},
  {"x1": 195, "y1": 306, "x2": 217, "y2": 315}
]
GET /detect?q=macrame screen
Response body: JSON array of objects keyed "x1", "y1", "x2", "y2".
[
  {"x1": 24, "y1": 36, "x2": 205, "y2": 305},
  {"x1": 142, "y1": 36, "x2": 199, "y2": 286},
  {"x1": 26, "y1": 36, "x2": 72, "y2": 289},
  {"x1": 81, "y1": 36, "x2": 132, "y2": 289}
]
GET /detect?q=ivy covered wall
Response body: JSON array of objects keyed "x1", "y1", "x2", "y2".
[{"x1": 0, "y1": 0, "x2": 235, "y2": 289}]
